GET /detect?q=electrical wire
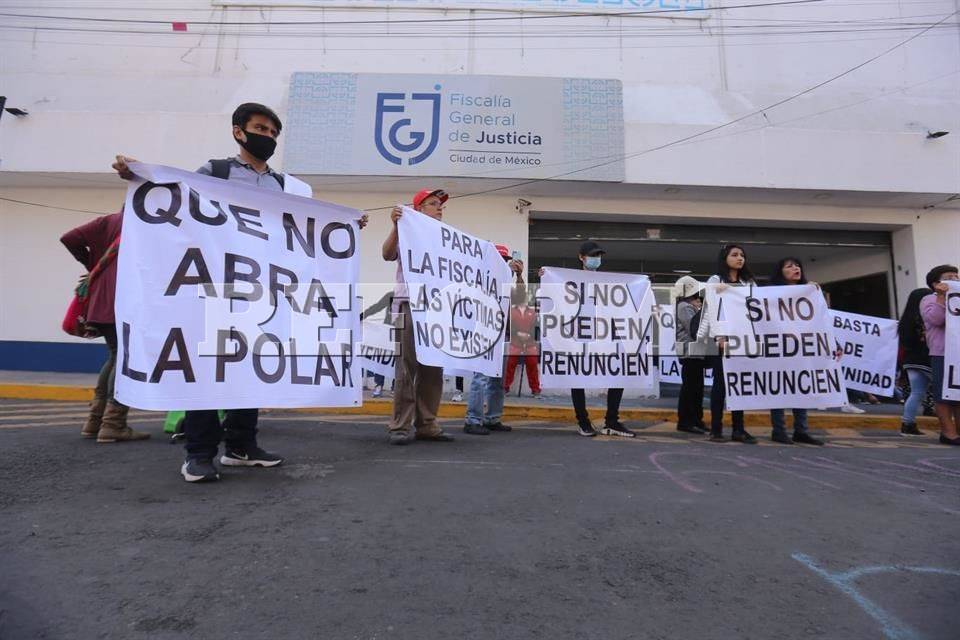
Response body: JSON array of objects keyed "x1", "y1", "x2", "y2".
[
  {"x1": 3, "y1": 59, "x2": 956, "y2": 206},
  {"x1": 2, "y1": 23, "x2": 957, "y2": 40},
  {"x1": 365, "y1": 8, "x2": 960, "y2": 210},
  {"x1": 2, "y1": 9, "x2": 955, "y2": 214},
  {"x1": 0, "y1": 195, "x2": 111, "y2": 215},
  {"x1": 661, "y1": 68, "x2": 960, "y2": 150},
  {"x1": 0, "y1": 0, "x2": 937, "y2": 7},
  {"x1": 4, "y1": 65, "x2": 955, "y2": 196},
  {"x1": 5, "y1": 28, "x2": 957, "y2": 52},
  {"x1": 0, "y1": 0, "x2": 824, "y2": 26}
]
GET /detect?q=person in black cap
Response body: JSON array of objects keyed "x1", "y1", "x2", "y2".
[{"x1": 571, "y1": 240, "x2": 634, "y2": 438}]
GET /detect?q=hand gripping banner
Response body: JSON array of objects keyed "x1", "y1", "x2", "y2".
[
  {"x1": 115, "y1": 163, "x2": 362, "y2": 410},
  {"x1": 537, "y1": 267, "x2": 656, "y2": 391},
  {"x1": 396, "y1": 207, "x2": 512, "y2": 377}
]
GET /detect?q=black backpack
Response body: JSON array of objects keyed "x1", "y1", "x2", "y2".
[{"x1": 208, "y1": 158, "x2": 285, "y2": 190}]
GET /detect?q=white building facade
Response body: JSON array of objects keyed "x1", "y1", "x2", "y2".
[{"x1": 1, "y1": 0, "x2": 959, "y2": 372}]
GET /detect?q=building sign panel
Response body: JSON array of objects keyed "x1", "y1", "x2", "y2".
[{"x1": 285, "y1": 72, "x2": 624, "y2": 181}]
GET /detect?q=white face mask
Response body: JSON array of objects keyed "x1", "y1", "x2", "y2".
[{"x1": 584, "y1": 256, "x2": 602, "y2": 271}]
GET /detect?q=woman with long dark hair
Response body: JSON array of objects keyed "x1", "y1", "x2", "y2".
[
  {"x1": 898, "y1": 287, "x2": 933, "y2": 436},
  {"x1": 697, "y1": 244, "x2": 758, "y2": 444},
  {"x1": 766, "y1": 257, "x2": 824, "y2": 445}
]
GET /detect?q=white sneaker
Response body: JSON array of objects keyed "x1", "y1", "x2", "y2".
[
  {"x1": 372, "y1": 385, "x2": 383, "y2": 398},
  {"x1": 451, "y1": 392, "x2": 463, "y2": 402},
  {"x1": 841, "y1": 405, "x2": 866, "y2": 414}
]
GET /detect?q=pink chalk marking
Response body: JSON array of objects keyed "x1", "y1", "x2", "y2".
[
  {"x1": 866, "y1": 458, "x2": 960, "y2": 480},
  {"x1": 735, "y1": 455, "x2": 842, "y2": 489},
  {"x1": 918, "y1": 457, "x2": 960, "y2": 475},
  {"x1": 793, "y1": 457, "x2": 918, "y2": 490},
  {"x1": 648, "y1": 451, "x2": 704, "y2": 494},
  {"x1": 683, "y1": 470, "x2": 783, "y2": 492}
]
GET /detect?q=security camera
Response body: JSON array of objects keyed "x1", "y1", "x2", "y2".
[{"x1": 516, "y1": 198, "x2": 532, "y2": 213}]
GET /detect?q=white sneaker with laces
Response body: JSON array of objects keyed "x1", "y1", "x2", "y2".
[{"x1": 841, "y1": 405, "x2": 866, "y2": 414}]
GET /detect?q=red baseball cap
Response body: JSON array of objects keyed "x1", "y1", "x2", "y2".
[
  {"x1": 495, "y1": 244, "x2": 510, "y2": 258},
  {"x1": 412, "y1": 188, "x2": 449, "y2": 209}
]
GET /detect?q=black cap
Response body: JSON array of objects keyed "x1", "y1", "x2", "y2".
[{"x1": 579, "y1": 241, "x2": 606, "y2": 257}]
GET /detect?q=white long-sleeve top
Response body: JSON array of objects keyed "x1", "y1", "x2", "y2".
[{"x1": 696, "y1": 274, "x2": 756, "y2": 341}]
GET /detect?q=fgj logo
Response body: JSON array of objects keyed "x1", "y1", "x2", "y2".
[{"x1": 374, "y1": 85, "x2": 441, "y2": 166}]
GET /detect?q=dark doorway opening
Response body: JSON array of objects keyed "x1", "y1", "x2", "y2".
[
  {"x1": 528, "y1": 215, "x2": 895, "y2": 318},
  {"x1": 821, "y1": 273, "x2": 891, "y2": 318}
]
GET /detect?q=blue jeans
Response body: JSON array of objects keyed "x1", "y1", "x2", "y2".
[
  {"x1": 902, "y1": 368, "x2": 931, "y2": 425},
  {"x1": 770, "y1": 408, "x2": 808, "y2": 436},
  {"x1": 465, "y1": 374, "x2": 505, "y2": 426}
]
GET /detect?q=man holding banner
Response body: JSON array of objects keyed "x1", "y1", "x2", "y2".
[
  {"x1": 114, "y1": 102, "x2": 368, "y2": 482},
  {"x1": 383, "y1": 189, "x2": 452, "y2": 445},
  {"x1": 387, "y1": 188, "x2": 514, "y2": 445},
  {"x1": 538, "y1": 241, "x2": 656, "y2": 438}
]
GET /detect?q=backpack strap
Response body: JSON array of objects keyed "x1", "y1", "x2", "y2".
[
  {"x1": 76, "y1": 236, "x2": 121, "y2": 300},
  {"x1": 208, "y1": 158, "x2": 232, "y2": 181},
  {"x1": 210, "y1": 157, "x2": 286, "y2": 190}
]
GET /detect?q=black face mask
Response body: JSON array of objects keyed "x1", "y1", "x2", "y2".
[{"x1": 236, "y1": 130, "x2": 277, "y2": 162}]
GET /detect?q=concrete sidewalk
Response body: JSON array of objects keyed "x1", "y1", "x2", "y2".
[{"x1": 0, "y1": 369, "x2": 932, "y2": 431}]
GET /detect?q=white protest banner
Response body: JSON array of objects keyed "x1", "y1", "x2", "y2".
[
  {"x1": 717, "y1": 284, "x2": 846, "y2": 411},
  {"x1": 830, "y1": 310, "x2": 898, "y2": 396},
  {"x1": 537, "y1": 267, "x2": 656, "y2": 391},
  {"x1": 397, "y1": 207, "x2": 511, "y2": 377},
  {"x1": 114, "y1": 162, "x2": 362, "y2": 411},
  {"x1": 655, "y1": 304, "x2": 713, "y2": 386},
  {"x1": 359, "y1": 321, "x2": 396, "y2": 379},
  {"x1": 944, "y1": 281, "x2": 960, "y2": 401}
]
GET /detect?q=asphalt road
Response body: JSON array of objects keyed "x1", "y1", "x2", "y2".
[{"x1": 1, "y1": 399, "x2": 958, "y2": 640}]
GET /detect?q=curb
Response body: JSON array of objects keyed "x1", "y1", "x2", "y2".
[
  {"x1": 0, "y1": 383, "x2": 937, "y2": 431},
  {"x1": 0, "y1": 383, "x2": 95, "y2": 402}
]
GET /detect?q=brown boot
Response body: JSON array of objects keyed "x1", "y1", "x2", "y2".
[
  {"x1": 81, "y1": 395, "x2": 107, "y2": 439},
  {"x1": 97, "y1": 402, "x2": 150, "y2": 443}
]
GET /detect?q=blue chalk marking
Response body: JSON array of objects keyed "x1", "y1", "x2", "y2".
[{"x1": 792, "y1": 553, "x2": 960, "y2": 640}]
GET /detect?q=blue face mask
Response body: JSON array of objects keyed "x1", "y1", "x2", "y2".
[{"x1": 584, "y1": 256, "x2": 602, "y2": 271}]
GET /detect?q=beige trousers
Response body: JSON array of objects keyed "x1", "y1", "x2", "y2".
[{"x1": 389, "y1": 302, "x2": 443, "y2": 436}]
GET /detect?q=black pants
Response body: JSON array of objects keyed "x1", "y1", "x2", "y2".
[
  {"x1": 183, "y1": 409, "x2": 259, "y2": 460},
  {"x1": 571, "y1": 388, "x2": 624, "y2": 426},
  {"x1": 708, "y1": 357, "x2": 743, "y2": 435},
  {"x1": 677, "y1": 358, "x2": 706, "y2": 428}
]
